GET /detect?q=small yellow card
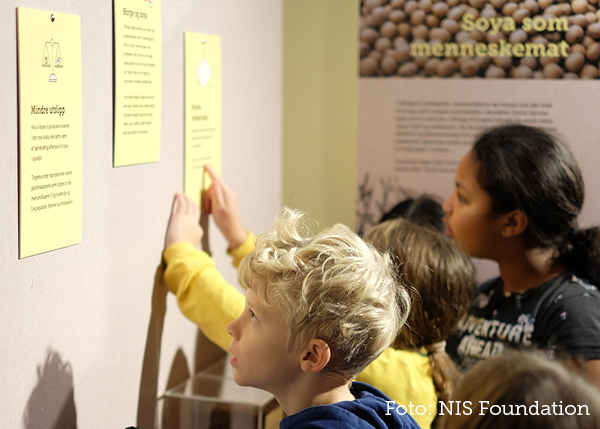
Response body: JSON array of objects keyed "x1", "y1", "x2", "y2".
[
  {"x1": 17, "y1": 8, "x2": 82, "y2": 258},
  {"x1": 184, "y1": 33, "x2": 222, "y2": 207},
  {"x1": 113, "y1": 0, "x2": 162, "y2": 167}
]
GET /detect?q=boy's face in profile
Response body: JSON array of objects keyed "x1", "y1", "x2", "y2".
[{"x1": 227, "y1": 288, "x2": 301, "y2": 393}]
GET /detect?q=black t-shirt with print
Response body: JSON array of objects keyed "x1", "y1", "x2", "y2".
[{"x1": 446, "y1": 272, "x2": 600, "y2": 370}]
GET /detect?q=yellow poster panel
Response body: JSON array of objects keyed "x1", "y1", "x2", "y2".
[
  {"x1": 17, "y1": 8, "x2": 82, "y2": 259},
  {"x1": 184, "y1": 33, "x2": 222, "y2": 207},
  {"x1": 113, "y1": 0, "x2": 162, "y2": 166}
]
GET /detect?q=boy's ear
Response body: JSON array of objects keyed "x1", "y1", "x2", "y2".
[
  {"x1": 300, "y1": 339, "x2": 331, "y2": 373},
  {"x1": 500, "y1": 209, "x2": 528, "y2": 238}
]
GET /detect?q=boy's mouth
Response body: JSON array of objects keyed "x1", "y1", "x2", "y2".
[{"x1": 228, "y1": 346, "x2": 238, "y2": 366}]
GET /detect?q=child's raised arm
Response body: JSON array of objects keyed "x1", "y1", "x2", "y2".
[
  {"x1": 203, "y1": 165, "x2": 248, "y2": 250},
  {"x1": 162, "y1": 191, "x2": 246, "y2": 352}
]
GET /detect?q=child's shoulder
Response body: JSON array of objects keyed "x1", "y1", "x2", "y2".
[
  {"x1": 279, "y1": 382, "x2": 421, "y2": 429},
  {"x1": 531, "y1": 272, "x2": 600, "y2": 311}
]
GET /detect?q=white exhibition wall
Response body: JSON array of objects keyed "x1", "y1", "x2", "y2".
[{"x1": 0, "y1": 1, "x2": 282, "y2": 428}]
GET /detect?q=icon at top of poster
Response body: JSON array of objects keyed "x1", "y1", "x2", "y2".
[
  {"x1": 42, "y1": 39, "x2": 64, "y2": 82},
  {"x1": 196, "y1": 58, "x2": 212, "y2": 87},
  {"x1": 359, "y1": 0, "x2": 600, "y2": 79}
]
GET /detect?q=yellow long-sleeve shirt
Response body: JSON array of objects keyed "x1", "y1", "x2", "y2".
[{"x1": 163, "y1": 235, "x2": 436, "y2": 428}]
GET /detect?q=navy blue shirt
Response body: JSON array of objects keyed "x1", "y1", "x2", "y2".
[{"x1": 280, "y1": 382, "x2": 421, "y2": 429}]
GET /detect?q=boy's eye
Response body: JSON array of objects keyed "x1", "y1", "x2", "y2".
[
  {"x1": 249, "y1": 310, "x2": 257, "y2": 321},
  {"x1": 456, "y1": 192, "x2": 465, "y2": 203}
]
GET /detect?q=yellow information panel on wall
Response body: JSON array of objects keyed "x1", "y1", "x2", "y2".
[
  {"x1": 113, "y1": 0, "x2": 162, "y2": 167},
  {"x1": 17, "y1": 8, "x2": 82, "y2": 259},
  {"x1": 184, "y1": 33, "x2": 222, "y2": 207}
]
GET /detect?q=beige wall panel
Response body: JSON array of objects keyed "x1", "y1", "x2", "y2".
[
  {"x1": 283, "y1": 0, "x2": 358, "y2": 229},
  {"x1": 0, "y1": 1, "x2": 282, "y2": 427}
]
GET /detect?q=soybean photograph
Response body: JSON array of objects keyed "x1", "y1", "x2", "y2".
[{"x1": 360, "y1": 0, "x2": 600, "y2": 78}]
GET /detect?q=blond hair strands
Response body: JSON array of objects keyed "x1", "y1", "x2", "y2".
[{"x1": 238, "y1": 208, "x2": 411, "y2": 379}]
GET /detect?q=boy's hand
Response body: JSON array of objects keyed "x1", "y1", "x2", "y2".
[
  {"x1": 165, "y1": 192, "x2": 204, "y2": 249},
  {"x1": 202, "y1": 165, "x2": 247, "y2": 250}
]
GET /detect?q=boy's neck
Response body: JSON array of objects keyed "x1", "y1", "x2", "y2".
[{"x1": 274, "y1": 374, "x2": 355, "y2": 416}]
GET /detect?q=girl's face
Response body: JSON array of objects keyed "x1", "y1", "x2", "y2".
[{"x1": 443, "y1": 151, "x2": 504, "y2": 259}]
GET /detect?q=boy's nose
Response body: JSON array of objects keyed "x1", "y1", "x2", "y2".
[{"x1": 226, "y1": 318, "x2": 238, "y2": 340}]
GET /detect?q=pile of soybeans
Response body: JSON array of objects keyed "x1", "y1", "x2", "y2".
[{"x1": 360, "y1": 0, "x2": 600, "y2": 78}]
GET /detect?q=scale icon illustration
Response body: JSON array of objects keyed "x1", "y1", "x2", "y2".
[{"x1": 41, "y1": 39, "x2": 63, "y2": 82}]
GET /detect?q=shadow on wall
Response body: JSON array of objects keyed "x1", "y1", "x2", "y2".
[
  {"x1": 160, "y1": 348, "x2": 190, "y2": 429},
  {"x1": 23, "y1": 348, "x2": 78, "y2": 429},
  {"x1": 137, "y1": 260, "x2": 226, "y2": 429},
  {"x1": 192, "y1": 214, "x2": 225, "y2": 377},
  {"x1": 137, "y1": 260, "x2": 169, "y2": 429},
  {"x1": 160, "y1": 335, "x2": 226, "y2": 429},
  {"x1": 137, "y1": 214, "x2": 226, "y2": 429}
]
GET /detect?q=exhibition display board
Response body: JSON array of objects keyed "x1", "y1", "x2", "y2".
[
  {"x1": 184, "y1": 32, "x2": 222, "y2": 206},
  {"x1": 113, "y1": 0, "x2": 162, "y2": 167},
  {"x1": 357, "y1": 0, "x2": 600, "y2": 281},
  {"x1": 357, "y1": 0, "x2": 600, "y2": 234},
  {"x1": 17, "y1": 8, "x2": 83, "y2": 258}
]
